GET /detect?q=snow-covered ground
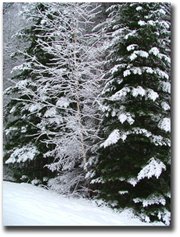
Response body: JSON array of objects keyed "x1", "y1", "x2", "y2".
[{"x1": 3, "y1": 181, "x2": 164, "y2": 226}]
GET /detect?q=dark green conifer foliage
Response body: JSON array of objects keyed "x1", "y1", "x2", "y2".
[
  {"x1": 4, "y1": 3, "x2": 56, "y2": 183},
  {"x1": 92, "y1": 3, "x2": 171, "y2": 224}
]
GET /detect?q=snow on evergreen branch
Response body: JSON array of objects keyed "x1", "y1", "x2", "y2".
[
  {"x1": 160, "y1": 81, "x2": 171, "y2": 93},
  {"x1": 137, "y1": 157, "x2": 166, "y2": 180},
  {"x1": 100, "y1": 127, "x2": 170, "y2": 149},
  {"x1": 149, "y1": 46, "x2": 171, "y2": 64},
  {"x1": 132, "y1": 86, "x2": 146, "y2": 97},
  {"x1": 136, "y1": 6, "x2": 143, "y2": 11},
  {"x1": 133, "y1": 194, "x2": 166, "y2": 207},
  {"x1": 110, "y1": 86, "x2": 159, "y2": 102},
  {"x1": 146, "y1": 89, "x2": 159, "y2": 101},
  {"x1": 126, "y1": 44, "x2": 138, "y2": 51},
  {"x1": 118, "y1": 190, "x2": 128, "y2": 195},
  {"x1": 5, "y1": 145, "x2": 39, "y2": 164},
  {"x1": 123, "y1": 67, "x2": 169, "y2": 79},
  {"x1": 157, "y1": 209, "x2": 171, "y2": 226},
  {"x1": 129, "y1": 50, "x2": 149, "y2": 61},
  {"x1": 110, "y1": 87, "x2": 130, "y2": 101},
  {"x1": 100, "y1": 129, "x2": 127, "y2": 148},
  {"x1": 127, "y1": 177, "x2": 138, "y2": 187},
  {"x1": 118, "y1": 112, "x2": 134, "y2": 125},
  {"x1": 158, "y1": 118, "x2": 170, "y2": 132},
  {"x1": 100, "y1": 129, "x2": 121, "y2": 148},
  {"x1": 90, "y1": 177, "x2": 105, "y2": 184}
]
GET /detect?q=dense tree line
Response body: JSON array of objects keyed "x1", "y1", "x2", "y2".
[{"x1": 3, "y1": 2, "x2": 171, "y2": 224}]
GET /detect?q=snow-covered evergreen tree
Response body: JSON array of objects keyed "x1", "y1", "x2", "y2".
[
  {"x1": 92, "y1": 3, "x2": 171, "y2": 224},
  {"x1": 4, "y1": 3, "x2": 57, "y2": 183}
]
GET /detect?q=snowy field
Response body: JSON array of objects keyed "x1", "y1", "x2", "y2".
[{"x1": 3, "y1": 181, "x2": 164, "y2": 226}]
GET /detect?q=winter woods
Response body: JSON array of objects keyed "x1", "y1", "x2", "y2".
[{"x1": 3, "y1": 2, "x2": 171, "y2": 225}]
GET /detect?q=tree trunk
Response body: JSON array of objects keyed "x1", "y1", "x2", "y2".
[{"x1": 73, "y1": 20, "x2": 87, "y2": 170}]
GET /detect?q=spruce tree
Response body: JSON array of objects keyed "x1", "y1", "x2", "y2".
[
  {"x1": 92, "y1": 3, "x2": 171, "y2": 224},
  {"x1": 4, "y1": 3, "x2": 56, "y2": 183}
]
